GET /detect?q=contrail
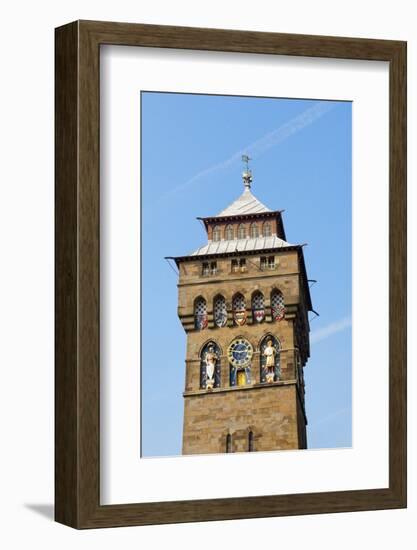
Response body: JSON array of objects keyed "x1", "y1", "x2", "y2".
[
  {"x1": 163, "y1": 100, "x2": 336, "y2": 199},
  {"x1": 314, "y1": 406, "x2": 351, "y2": 428},
  {"x1": 310, "y1": 316, "x2": 351, "y2": 344}
]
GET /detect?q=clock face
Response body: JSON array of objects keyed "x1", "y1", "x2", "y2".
[{"x1": 227, "y1": 338, "x2": 253, "y2": 368}]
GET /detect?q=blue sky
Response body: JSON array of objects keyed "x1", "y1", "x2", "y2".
[{"x1": 141, "y1": 92, "x2": 352, "y2": 457}]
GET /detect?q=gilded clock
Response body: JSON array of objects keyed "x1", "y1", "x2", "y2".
[{"x1": 227, "y1": 338, "x2": 253, "y2": 368}]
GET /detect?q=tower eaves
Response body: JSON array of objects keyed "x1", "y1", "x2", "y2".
[{"x1": 189, "y1": 234, "x2": 291, "y2": 257}]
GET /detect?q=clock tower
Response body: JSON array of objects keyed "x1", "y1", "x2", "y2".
[{"x1": 170, "y1": 159, "x2": 313, "y2": 454}]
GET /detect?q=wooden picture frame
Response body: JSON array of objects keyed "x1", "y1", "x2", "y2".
[{"x1": 55, "y1": 20, "x2": 407, "y2": 529}]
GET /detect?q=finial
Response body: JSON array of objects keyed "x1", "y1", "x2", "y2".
[{"x1": 241, "y1": 154, "x2": 253, "y2": 189}]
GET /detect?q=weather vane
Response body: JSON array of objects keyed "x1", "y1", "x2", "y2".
[
  {"x1": 242, "y1": 154, "x2": 251, "y2": 171},
  {"x1": 241, "y1": 154, "x2": 253, "y2": 189}
]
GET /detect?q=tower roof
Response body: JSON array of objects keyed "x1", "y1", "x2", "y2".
[{"x1": 215, "y1": 187, "x2": 272, "y2": 217}]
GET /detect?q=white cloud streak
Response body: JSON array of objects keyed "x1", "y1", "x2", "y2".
[
  {"x1": 314, "y1": 406, "x2": 351, "y2": 428},
  {"x1": 310, "y1": 316, "x2": 351, "y2": 344},
  {"x1": 163, "y1": 100, "x2": 336, "y2": 199}
]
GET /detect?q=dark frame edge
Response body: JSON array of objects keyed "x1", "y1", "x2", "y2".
[
  {"x1": 55, "y1": 20, "x2": 80, "y2": 528},
  {"x1": 388, "y1": 40, "x2": 407, "y2": 510},
  {"x1": 78, "y1": 488, "x2": 405, "y2": 529}
]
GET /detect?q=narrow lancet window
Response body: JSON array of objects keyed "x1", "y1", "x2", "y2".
[
  {"x1": 238, "y1": 224, "x2": 246, "y2": 239},
  {"x1": 271, "y1": 289, "x2": 285, "y2": 321},
  {"x1": 232, "y1": 293, "x2": 246, "y2": 326},
  {"x1": 225, "y1": 224, "x2": 234, "y2": 240},
  {"x1": 194, "y1": 297, "x2": 208, "y2": 330},
  {"x1": 263, "y1": 221, "x2": 272, "y2": 237},
  {"x1": 214, "y1": 295, "x2": 227, "y2": 327},
  {"x1": 251, "y1": 291, "x2": 265, "y2": 323},
  {"x1": 212, "y1": 225, "x2": 221, "y2": 241},
  {"x1": 248, "y1": 431, "x2": 254, "y2": 452}
]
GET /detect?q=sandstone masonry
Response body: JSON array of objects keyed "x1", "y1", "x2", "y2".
[{"x1": 170, "y1": 168, "x2": 312, "y2": 455}]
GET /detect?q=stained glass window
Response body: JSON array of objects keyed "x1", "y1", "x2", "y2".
[
  {"x1": 252, "y1": 291, "x2": 264, "y2": 309},
  {"x1": 214, "y1": 295, "x2": 227, "y2": 327},
  {"x1": 194, "y1": 297, "x2": 207, "y2": 330},
  {"x1": 251, "y1": 291, "x2": 265, "y2": 323},
  {"x1": 232, "y1": 293, "x2": 246, "y2": 326},
  {"x1": 233, "y1": 293, "x2": 245, "y2": 311},
  {"x1": 271, "y1": 289, "x2": 285, "y2": 321}
]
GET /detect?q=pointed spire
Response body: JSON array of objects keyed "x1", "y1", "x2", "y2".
[
  {"x1": 213, "y1": 157, "x2": 272, "y2": 217},
  {"x1": 241, "y1": 154, "x2": 253, "y2": 189}
]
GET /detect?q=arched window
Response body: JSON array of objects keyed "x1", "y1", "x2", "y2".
[
  {"x1": 231, "y1": 365, "x2": 251, "y2": 387},
  {"x1": 212, "y1": 225, "x2": 221, "y2": 242},
  {"x1": 225, "y1": 224, "x2": 234, "y2": 240},
  {"x1": 271, "y1": 289, "x2": 285, "y2": 322},
  {"x1": 226, "y1": 433, "x2": 232, "y2": 453},
  {"x1": 237, "y1": 223, "x2": 246, "y2": 239},
  {"x1": 250, "y1": 222, "x2": 259, "y2": 238},
  {"x1": 260, "y1": 334, "x2": 281, "y2": 383},
  {"x1": 248, "y1": 431, "x2": 254, "y2": 452},
  {"x1": 200, "y1": 341, "x2": 221, "y2": 390},
  {"x1": 232, "y1": 293, "x2": 246, "y2": 326},
  {"x1": 237, "y1": 369, "x2": 247, "y2": 386},
  {"x1": 213, "y1": 295, "x2": 227, "y2": 327},
  {"x1": 251, "y1": 291, "x2": 265, "y2": 323},
  {"x1": 263, "y1": 221, "x2": 272, "y2": 237},
  {"x1": 194, "y1": 297, "x2": 207, "y2": 330},
  {"x1": 232, "y1": 293, "x2": 245, "y2": 311}
]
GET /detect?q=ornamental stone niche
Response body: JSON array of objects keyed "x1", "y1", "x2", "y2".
[{"x1": 168, "y1": 160, "x2": 313, "y2": 454}]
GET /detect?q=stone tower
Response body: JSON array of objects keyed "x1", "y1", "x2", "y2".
[{"x1": 170, "y1": 161, "x2": 313, "y2": 454}]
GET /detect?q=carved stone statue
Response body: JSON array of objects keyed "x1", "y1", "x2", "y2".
[
  {"x1": 205, "y1": 345, "x2": 218, "y2": 390},
  {"x1": 263, "y1": 339, "x2": 276, "y2": 383}
]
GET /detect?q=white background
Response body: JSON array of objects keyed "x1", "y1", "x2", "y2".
[
  {"x1": 0, "y1": 0, "x2": 415, "y2": 548},
  {"x1": 101, "y1": 47, "x2": 389, "y2": 503}
]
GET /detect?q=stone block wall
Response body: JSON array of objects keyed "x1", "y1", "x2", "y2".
[
  {"x1": 178, "y1": 248, "x2": 310, "y2": 454},
  {"x1": 183, "y1": 383, "x2": 304, "y2": 454}
]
